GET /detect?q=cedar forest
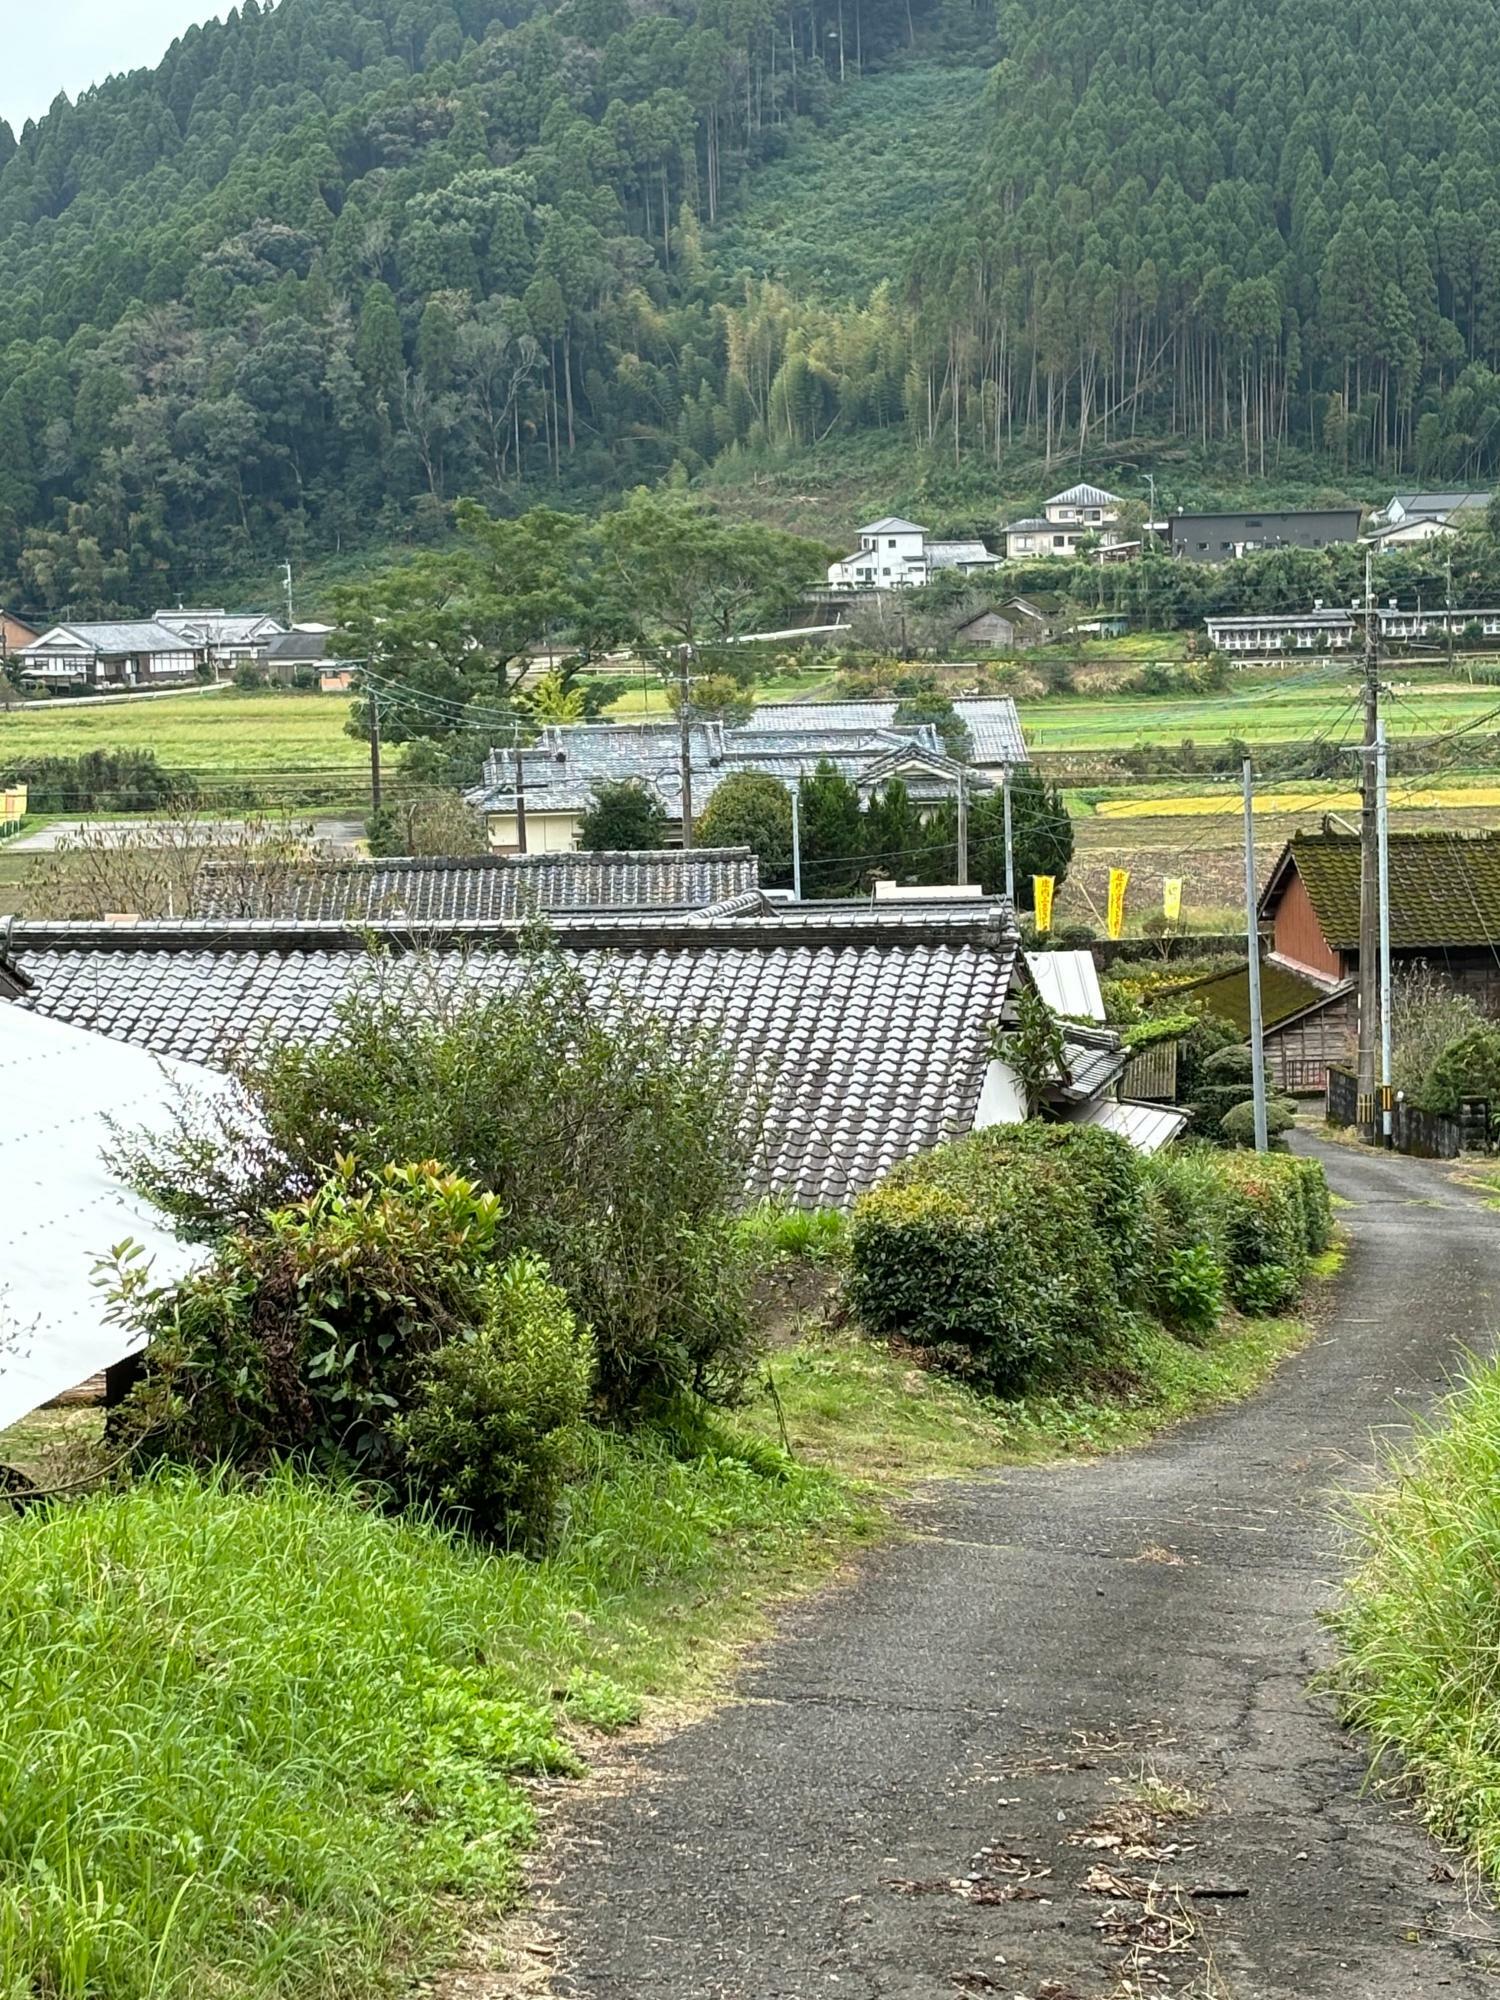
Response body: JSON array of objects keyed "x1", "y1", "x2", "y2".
[{"x1": 5, "y1": 0, "x2": 1500, "y2": 616}]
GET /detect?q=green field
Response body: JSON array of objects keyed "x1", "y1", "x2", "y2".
[{"x1": 0, "y1": 689, "x2": 369, "y2": 796}]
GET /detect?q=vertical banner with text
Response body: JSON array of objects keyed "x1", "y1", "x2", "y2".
[
  {"x1": 1162, "y1": 877, "x2": 1183, "y2": 923},
  {"x1": 1107, "y1": 867, "x2": 1129, "y2": 940},
  {"x1": 1032, "y1": 875, "x2": 1055, "y2": 931}
]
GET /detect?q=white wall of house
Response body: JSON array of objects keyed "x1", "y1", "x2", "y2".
[
  {"x1": 972, "y1": 1058, "x2": 1029, "y2": 1128},
  {"x1": 486, "y1": 810, "x2": 584, "y2": 852}
]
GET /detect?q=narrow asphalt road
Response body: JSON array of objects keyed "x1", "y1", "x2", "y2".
[{"x1": 541, "y1": 1137, "x2": 1500, "y2": 1999}]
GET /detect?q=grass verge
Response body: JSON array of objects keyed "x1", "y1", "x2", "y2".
[
  {"x1": 0, "y1": 1265, "x2": 1329, "y2": 2000},
  {"x1": 1329, "y1": 1346, "x2": 1500, "y2": 1874}
]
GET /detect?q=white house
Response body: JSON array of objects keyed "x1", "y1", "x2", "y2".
[
  {"x1": 14, "y1": 620, "x2": 198, "y2": 689},
  {"x1": 1376, "y1": 606, "x2": 1500, "y2": 642},
  {"x1": 1002, "y1": 483, "x2": 1125, "y2": 560},
  {"x1": 1204, "y1": 610, "x2": 1356, "y2": 654},
  {"x1": 826, "y1": 518, "x2": 999, "y2": 592}
]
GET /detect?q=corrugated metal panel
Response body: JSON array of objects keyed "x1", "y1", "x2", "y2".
[
  {"x1": 1068, "y1": 1098, "x2": 1189, "y2": 1155},
  {"x1": 1026, "y1": 949, "x2": 1105, "y2": 1021}
]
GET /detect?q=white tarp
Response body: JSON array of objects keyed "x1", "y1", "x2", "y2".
[
  {"x1": 1025, "y1": 949, "x2": 1106, "y2": 1023},
  {"x1": 0, "y1": 1005, "x2": 229, "y2": 1431}
]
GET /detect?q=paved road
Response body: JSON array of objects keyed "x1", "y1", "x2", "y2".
[
  {"x1": 7, "y1": 815, "x2": 366, "y2": 852},
  {"x1": 541, "y1": 1138, "x2": 1500, "y2": 1998}
]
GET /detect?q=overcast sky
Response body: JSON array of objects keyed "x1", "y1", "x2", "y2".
[{"x1": 6, "y1": 1, "x2": 223, "y2": 131}]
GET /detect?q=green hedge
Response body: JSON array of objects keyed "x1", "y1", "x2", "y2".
[
  {"x1": 846, "y1": 1130, "x2": 1123, "y2": 1392},
  {"x1": 849, "y1": 1129, "x2": 1331, "y2": 1386}
]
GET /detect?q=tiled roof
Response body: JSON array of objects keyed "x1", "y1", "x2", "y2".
[
  {"x1": 1265, "y1": 830, "x2": 1500, "y2": 951},
  {"x1": 926, "y1": 540, "x2": 999, "y2": 568},
  {"x1": 155, "y1": 612, "x2": 283, "y2": 644},
  {"x1": 8, "y1": 907, "x2": 1022, "y2": 1211},
  {"x1": 192, "y1": 849, "x2": 760, "y2": 922},
  {"x1": 740, "y1": 700, "x2": 1028, "y2": 767},
  {"x1": 1056, "y1": 1025, "x2": 1129, "y2": 1103},
  {"x1": 467, "y1": 716, "x2": 1008, "y2": 815},
  {"x1": 1002, "y1": 516, "x2": 1051, "y2": 534},
  {"x1": 1185, "y1": 961, "x2": 1349, "y2": 1035},
  {"x1": 1045, "y1": 483, "x2": 1121, "y2": 507},
  {"x1": 22, "y1": 620, "x2": 187, "y2": 655},
  {"x1": 858, "y1": 516, "x2": 927, "y2": 534}
]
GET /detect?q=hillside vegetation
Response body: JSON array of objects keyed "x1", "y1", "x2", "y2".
[{"x1": 8, "y1": 0, "x2": 1500, "y2": 614}]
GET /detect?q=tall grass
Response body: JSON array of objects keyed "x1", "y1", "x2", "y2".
[
  {"x1": 0, "y1": 1439, "x2": 856, "y2": 1999},
  {"x1": 1331, "y1": 1352, "x2": 1500, "y2": 1872}
]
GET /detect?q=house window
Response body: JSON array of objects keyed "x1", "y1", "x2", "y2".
[
  {"x1": 1053, "y1": 535, "x2": 1065, "y2": 548},
  {"x1": 1245, "y1": 518, "x2": 1262, "y2": 528},
  {"x1": 1197, "y1": 542, "x2": 1209, "y2": 552},
  {"x1": 1087, "y1": 509, "x2": 1100, "y2": 521},
  {"x1": 887, "y1": 538, "x2": 897, "y2": 548}
]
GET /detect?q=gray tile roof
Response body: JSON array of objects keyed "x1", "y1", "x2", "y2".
[
  {"x1": 192, "y1": 849, "x2": 760, "y2": 922},
  {"x1": 1045, "y1": 482, "x2": 1121, "y2": 508},
  {"x1": 7, "y1": 907, "x2": 1022, "y2": 1210},
  {"x1": 926, "y1": 540, "x2": 999, "y2": 568},
  {"x1": 740, "y1": 700, "x2": 1029, "y2": 768},
  {"x1": 468, "y1": 715, "x2": 1009, "y2": 816},
  {"x1": 22, "y1": 620, "x2": 189, "y2": 655},
  {"x1": 1056, "y1": 1027, "x2": 1129, "y2": 1103}
]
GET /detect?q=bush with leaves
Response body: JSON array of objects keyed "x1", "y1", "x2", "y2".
[
  {"x1": 1220, "y1": 1094, "x2": 1298, "y2": 1149},
  {"x1": 696, "y1": 771, "x2": 793, "y2": 882},
  {"x1": 394, "y1": 1253, "x2": 593, "y2": 1545},
  {"x1": 578, "y1": 779, "x2": 667, "y2": 851},
  {"x1": 847, "y1": 1127, "x2": 1124, "y2": 1391},
  {"x1": 115, "y1": 948, "x2": 758, "y2": 1417},
  {"x1": 1419, "y1": 1024, "x2": 1500, "y2": 1117}
]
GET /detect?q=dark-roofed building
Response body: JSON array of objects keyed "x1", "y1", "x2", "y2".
[
  {"x1": 260, "y1": 628, "x2": 356, "y2": 691},
  {"x1": 193, "y1": 848, "x2": 760, "y2": 922},
  {"x1": 740, "y1": 699, "x2": 1028, "y2": 772},
  {"x1": 466, "y1": 719, "x2": 997, "y2": 851},
  {"x1": 1190, "y1": 827, "x2": 1500, "y2": 1093},
  {"x1": 155, "y1": 610, "x2": 284, "y2": 671},
  {"x1": 2, "y1": 902, "x2": 1162, "y2": 1206},
  {"x1": 1167, "y1": 509, "x2": 1362, "y2": 563},
  {"x1": 14, "y1": 620, "x2": 198, "y2": 689}
]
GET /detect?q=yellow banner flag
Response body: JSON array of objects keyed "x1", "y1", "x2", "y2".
[
  {"x1": 1032, "y1": 875, "x2": 1055, "y2": 931},
  {"x1": 1107, "y1": 866, "x2": 1129, "y2": 940},
  {"x1": 1162, "y1": 877, "x2": 1182, "y2": 922}
]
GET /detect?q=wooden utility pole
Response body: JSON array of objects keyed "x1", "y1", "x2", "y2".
[
  {"x1": 1357, "y1": 550, "x2": 1380, "y2": 1113},
  {"x1": 513, "y1": 737, "x2": 528, "y2": 855}
]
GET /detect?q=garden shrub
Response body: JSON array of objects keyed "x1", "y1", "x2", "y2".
[
  {"x1": 1220, "y1": 1094, "x2": 1297, "y2": 1149},
  {"x1": 1210, "y1": 1152, "x2": 1313, "y2": 1313},
  {"x1": 1154, "y1": 1244, "x2": 1226, "y2": 1336},
  {"x1": 114, "y1": 1164, "x2": 593, "y2": 1542},
  {"x1": 394, "y1": 1254, "x2": 593, "y2": 1545},
  {"x1": 972, "y1": 1122, "x2": 1149, "y2": 1296},
  {"x1": 114, "y1": 948, "x2": 759, "y2": 1418},
  {"x1": 1420, "y1": 1025, "x2": 1500, "y2": 1117},
  {"x1": 846, "y1": 1130, "x2": 1122, "y2": 1392}
]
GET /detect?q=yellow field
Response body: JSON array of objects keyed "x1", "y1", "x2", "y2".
[{"x1": 1094, "y1": 784, "x2": 1500, "y2": 820}]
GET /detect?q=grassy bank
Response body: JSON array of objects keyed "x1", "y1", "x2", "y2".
[
  {"x1": 0, "y1": 1272, "x2": 1329, "y2": 2000},
  {"x1": 1331, "y1": 1349, "x2": 1500, "y2": 1873}
]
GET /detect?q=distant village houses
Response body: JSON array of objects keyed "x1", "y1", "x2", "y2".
[
  {"x1": 1362, "y1": 491, "x2": 1492, "y2": 549},
  {"x1": 1001, "y1": 484, "x2": 1125, "y2": 560},
  {"x1": 826, "y1": 517, "x2": 1001, "y2": 592},
  {"x1": 14, "y1": 620, "x2": 201, "y2": 690},
  {"x1": 1168, "y1": 508, "x2": 1362, "y2": 562}
]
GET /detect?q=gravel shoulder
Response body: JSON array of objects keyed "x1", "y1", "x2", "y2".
[{"x1": 532, "y1": 1136, "x2": 1500, "y2": 1999}]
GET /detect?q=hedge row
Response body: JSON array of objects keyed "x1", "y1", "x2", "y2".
[{"x1": 847, "y1": 1128, "x2": 1330, "y2": 1391}]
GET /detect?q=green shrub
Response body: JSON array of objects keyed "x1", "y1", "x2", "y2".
[
  {"x1": 1212, "y1": 1152, "x2": 1312, "y2": 1312},
  {"x1": 1155, "y1": 1243, "x2": 1226, "y2": 1335},
  {"x1": 846, "y1": 1130, "x2": 1122, "y2": 1392},
  {"x1": 114, "y1": 949, "x2": 758, "y2": 1418},
  {"x1": 971, "y1": 1122, "x2": 1149, "y2": 1296},
  {"x1": 1420, "y1": 1025, "x2": 1500, "y2": 1116},
  {"x1": 1220, "y1": 1094, "x2": 1297, "y2": 1148},
  {"x1": 116, "y1": 1161, "x2": 511, "y2": 1478},
  {"x1": 395, "y1": 1254, "x2": 593, "y2": 1544}
]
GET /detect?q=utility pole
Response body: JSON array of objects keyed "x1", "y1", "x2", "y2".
[
  {"x1": 955, "y1": 771, "x2": 968, "y2": 886},
  {"x1": 1242, "y1": 757, "x2": 1269, "y2": 1153},
  {"x1": 513, "y1": 735, "x2": 528, "y2": 855},
  {"x1": 790, "y1": 782, "x2": 802, "y2": 899},
  {"x1": 368, "y1": 687, "x2": 382, "y2": 812},
  {"x1": 1447, "y1": 551, "x2": 1459, "y2": 682},
  {"x1": 678, "y1": 649, "x2": 695, "y2": 849},
  {"x1": 1357, "y1": 549, "x2": 1380, "y2": 1117},
  {"x1": 1376, "y1": 720, "x2": 1394, "y2": 1145},
  {"x1": 1002, "y1": 766, "x2": 1015, "y2": 906},
  {"x1": 282, "y1": 561, "x2": 294, "y2": 628}
]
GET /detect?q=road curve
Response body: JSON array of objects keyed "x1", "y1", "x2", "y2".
[{"x1": 543, "y1": 1136, "x2": 1500, "y2": 1998}]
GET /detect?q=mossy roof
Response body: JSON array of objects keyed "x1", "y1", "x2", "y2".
[
  {"x1": 1266, "y1": 830, "x2": 1500, "y2": 952},
  {"x1": 1185, "y1": 961, "x2": 1342, "y2": 1035}
]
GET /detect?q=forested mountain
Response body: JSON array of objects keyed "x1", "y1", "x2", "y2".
[
  {"x1": 0, "y1": 0, "x2": 954, "y2": 615},
  {"x1": 6, "y1": 0, "x2": 1500, "y2": 618}
]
